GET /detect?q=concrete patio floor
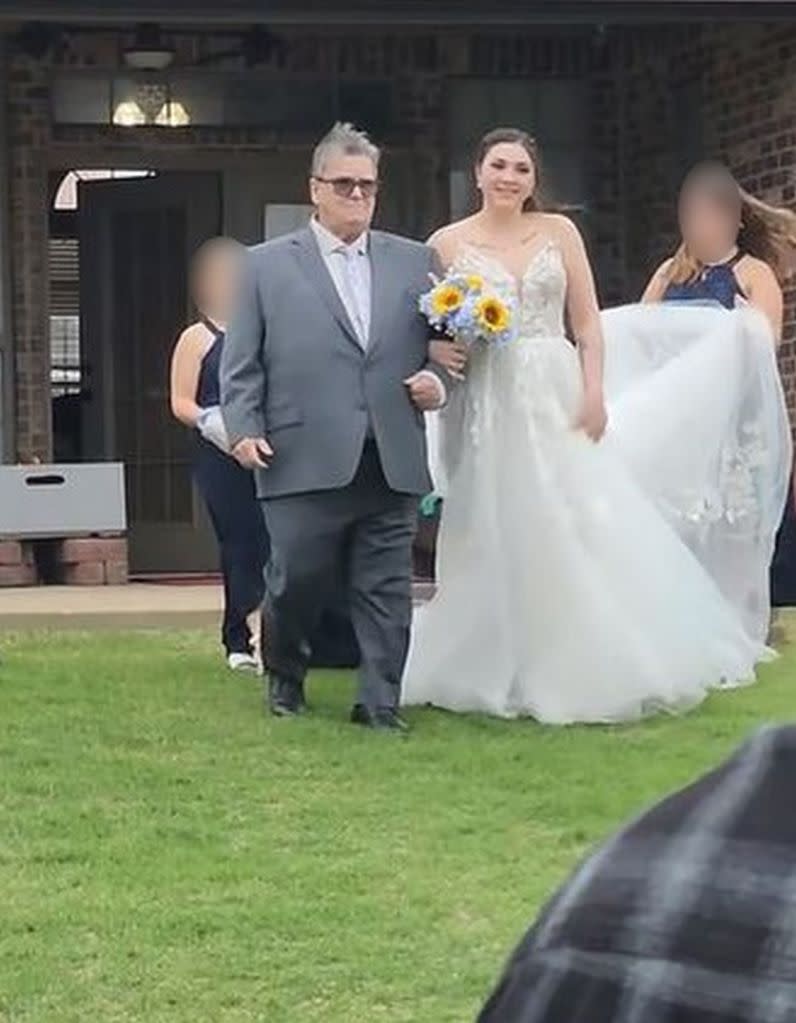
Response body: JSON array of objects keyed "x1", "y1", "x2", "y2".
[
  {"x1": 0, "y1": 582, "x2": 438, "y2": 631},
  {"x1": 0, "y1": 583, "x2": 223, "y2": 630}
]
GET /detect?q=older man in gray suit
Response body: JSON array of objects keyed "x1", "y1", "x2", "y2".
[{"x1": 221, "y1": 123, "x2": 448, "y2": 731}]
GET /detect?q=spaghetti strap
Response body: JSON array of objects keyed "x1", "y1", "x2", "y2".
[
  {"x1": 195, "y1": 317, "x2": 225, "y2": 407},
  {"x1": 726, "y1": 251, "x2": 749, "y2": 299},
  {"x1": 199, "y1": 313, "x2": 224, "y2": 339}
]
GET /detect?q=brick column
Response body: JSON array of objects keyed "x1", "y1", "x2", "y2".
[
  {"x1": 0, "y1": 539, "x2": 35, "y2": 586},
  {"x1": 7, "y1": 54, "x2": 51, "y2": 462},
  {"x1": 0, "y1": 38, "x2": 13, "y2": 462},
  {"x1": 57, "y1": 537, "x2": 129, "y2": 586}
]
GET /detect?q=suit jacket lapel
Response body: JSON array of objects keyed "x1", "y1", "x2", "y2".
[
  {"x1": 292, "y1": 228, "x2": 361, "y2": 349},
  {"x1": 367, "y1": 232, "x2": 391, "y2": 353}
]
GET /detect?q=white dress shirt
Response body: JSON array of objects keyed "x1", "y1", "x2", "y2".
[{"x1": 310, "y1": 217, "x2": 371, "y2": 346}]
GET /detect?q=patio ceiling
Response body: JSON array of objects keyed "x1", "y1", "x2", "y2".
[{"x1": 2, "y1": 0, "x2": 795, "y2": 26}]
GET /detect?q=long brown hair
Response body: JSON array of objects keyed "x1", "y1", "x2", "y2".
[
  {"x1": 668, "y1": 161, "x2": 796, "y2": 285},
  {"x1": 474, "y1": 128, "x2": 547, "y2": 213}
]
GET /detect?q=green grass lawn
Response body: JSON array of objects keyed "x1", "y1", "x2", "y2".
[{"x1": 1, "y1": 627, "x2": 794, "y2": 1023}]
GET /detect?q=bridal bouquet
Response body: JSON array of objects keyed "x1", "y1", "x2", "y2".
[{"x1": 419, "y1": 271, "x2": 516, "y2": 347}]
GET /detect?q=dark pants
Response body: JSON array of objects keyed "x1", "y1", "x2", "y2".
[
  {"x1": 194, "y1": 437, "x2": 268, "y2": 655},
  {"x1": 262, "y1": 442, "x2": 417, "y2": 709},
  {"x1": 771, "y1": 475, "x2": 796, "y2": 607}
]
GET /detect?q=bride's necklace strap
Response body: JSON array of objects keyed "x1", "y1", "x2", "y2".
[{"x1": 469, "y1": 230, "x2": 542, "y2": 252}]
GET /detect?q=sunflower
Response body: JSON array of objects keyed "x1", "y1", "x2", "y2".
[
  {"x1": 475, "y1": 296, "x2": 511, "y2": 333},
  {"x1": 431, "y1": 284, "x2": 464, "y2": 317},
  {"x1": 466, "y1": 274, "x2": 484, "y2": 293}
]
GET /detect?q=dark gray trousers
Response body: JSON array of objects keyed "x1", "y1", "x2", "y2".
[{"x1": 261, "y1": 442, "x2": 417, "y2": 710}]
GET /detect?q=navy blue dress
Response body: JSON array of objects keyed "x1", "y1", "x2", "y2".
[
  {"x1": 662, "y1": 251, "x2": 746, "y2": 309},
  {"x1": 194, "y1": 318, "x2": 268, "y2": 656}
]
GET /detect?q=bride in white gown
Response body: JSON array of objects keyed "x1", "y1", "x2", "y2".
[{"x1": 401, "y1": 131, "x2": 792, "y2": 724}]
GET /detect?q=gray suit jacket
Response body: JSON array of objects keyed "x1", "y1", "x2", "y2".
[{"x1": 220, "y1": 226, "x2": 447, "y2": 499}]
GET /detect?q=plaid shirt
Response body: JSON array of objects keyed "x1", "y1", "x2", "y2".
[{"x1": 478, "y1": 726, "x2": 796, "y2": 1022}]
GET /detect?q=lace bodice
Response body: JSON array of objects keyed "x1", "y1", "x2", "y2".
[{"x1": 453, "y1": 240, "x2": 568, "y2": 340}]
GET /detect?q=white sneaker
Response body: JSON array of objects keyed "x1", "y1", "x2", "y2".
[{"x1": 227, "y1": 652, "x2": 260, "y2": 673}]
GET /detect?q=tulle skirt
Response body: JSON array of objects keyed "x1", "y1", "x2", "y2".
[{"x1": 403, "y1": 303, "x2": 790, "y2": 723}]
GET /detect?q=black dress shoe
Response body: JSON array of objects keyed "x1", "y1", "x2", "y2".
[
  {"x1": 350, "y1": 703, "x2": 410, "y2": 733},
  {"x1": 267, "y1": 674, "x2": 305, "y2": 717}
]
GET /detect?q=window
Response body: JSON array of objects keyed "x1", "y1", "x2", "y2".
[
  {"x1": 50, "y1": 169, "x2": 156, "y2": 399},
  {"x1": 49, "y1": 239, "x2": 80, "y2": 397},
  {"x1": 447, "y1": 78, "x2": 590, "y2": 221},
  {"x1": 52, "y1": 73, "x2": 396, "y2": 135},
  {"x1": 263, "y1": 204, "x2": 313, "y2": 240}
]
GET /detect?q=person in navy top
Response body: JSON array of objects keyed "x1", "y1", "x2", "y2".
[
  {"x1": 641, "y1": 160, "x2": 796, "y2": 340},
  {"x1": 170, "y1": 237, "x2": 359, "y2": 679},
  {"x1": 641, "y1": 162, "x2": 796, "y2": 641},
  {"x1": 170, "y1": 238, "x2": 268, "y2": 671}
]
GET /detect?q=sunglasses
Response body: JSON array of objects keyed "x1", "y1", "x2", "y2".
[{"x1": 314, "y1": 176, "x2": 379, "y2": 198}]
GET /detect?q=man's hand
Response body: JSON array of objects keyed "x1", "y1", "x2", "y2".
[
  {"x1": 429, "y1": 340, "x2": 468, "y2": 380},
  {"x1": 232, "y1": 437, "x2": 274, "y2": 469},
  {"x1": 405, "y1": 372, "x2": 445, "y2": 412}
]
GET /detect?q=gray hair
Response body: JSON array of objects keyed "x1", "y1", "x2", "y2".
[{"x1": 311, "y1": 122, "x2": 380, "y2": 177}]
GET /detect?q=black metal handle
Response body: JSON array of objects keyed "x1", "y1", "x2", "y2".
[{"x1": 24, "y1": 474, "x2": 66, "y2": 487}]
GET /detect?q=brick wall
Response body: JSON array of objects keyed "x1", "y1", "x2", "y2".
[
  {"x1": 0, "y1": 539, "x2": 35, "y2": 586},
  {"x1": 703, "y1": 22, "x2": 796, "y2": 420},
  {"x1": 0, "y1": 535, "x2": 128, "y2": 586}
]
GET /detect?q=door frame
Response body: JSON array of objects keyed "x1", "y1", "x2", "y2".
[
  {"x1": 47, "y1": 146, "x2": 321, "y2": 576},
  {"x1": 77, "y1": 170, "x2": 224, "y2": 572},
  {"x1": 78, "y1": 171, "x2": 223, "y2": 461}
]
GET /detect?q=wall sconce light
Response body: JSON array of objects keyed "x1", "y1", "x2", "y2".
[
  {"x1": 155, "y1": 102, "x2": 190, "y2": 127},
  {"x1": 112, "y1": 100, "x2": 146, "y2": 126},
  {"x1": 113, "y1": 83, "x2": 190, "y2": 127}
]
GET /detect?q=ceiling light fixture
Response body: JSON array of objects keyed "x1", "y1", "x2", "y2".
[{"x1": 123, "y1": 23, "x2": 175, "y2": 72}]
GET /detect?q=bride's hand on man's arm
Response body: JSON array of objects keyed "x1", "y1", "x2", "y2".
[{"x1": 429, "y1": 339, "x2": 468, "y2": 380}]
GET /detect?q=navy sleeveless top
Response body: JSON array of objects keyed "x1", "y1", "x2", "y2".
[
  {"x1": 195, "y1": 316, "x2": 224, "y2": 408},
  {"x1": 662, "y1": 251, "x2": 746, "y2": 310}
]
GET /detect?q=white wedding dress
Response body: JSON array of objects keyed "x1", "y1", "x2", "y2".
[{"x1": 401, "y1": 241, "x2": 791, "y2": 723}]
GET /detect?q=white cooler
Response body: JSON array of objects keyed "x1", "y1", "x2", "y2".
[{"x1": 0, "y1": 463, "x2": 127, "y2": 538}]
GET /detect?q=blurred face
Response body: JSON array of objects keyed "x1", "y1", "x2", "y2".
[
  {"x1": 195, "y1": 246, "x2": 241, "y2": 321},
  {"x1": 678, "y1": 183, "x2": 740, "y2": 262},
  {"x1": 476, "y1": 142, "x2": 536, "y2": 213},
  {"x1": 310, "y1": 150, "x2": 378, "y2": 242}
]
